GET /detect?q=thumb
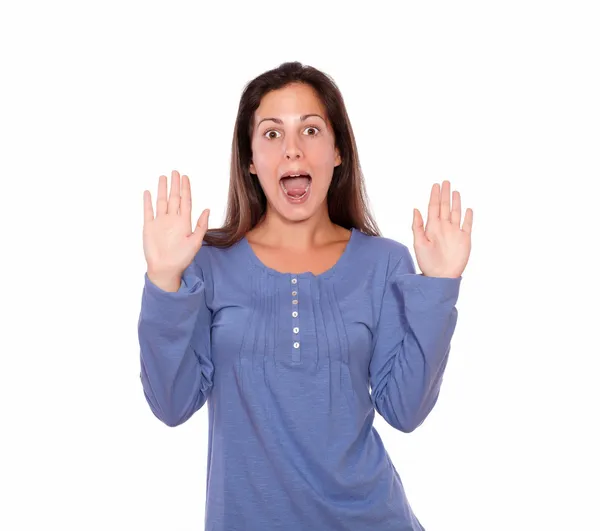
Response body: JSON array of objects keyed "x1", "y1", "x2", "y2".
[
  {"x1": 412, "y1": 208, "x2": 427, "y2": 246},
  {"x1": 190, "y1": 208, "x2": 210, "y2": 249}
]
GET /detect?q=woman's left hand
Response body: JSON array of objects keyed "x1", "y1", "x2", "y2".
[{"x1": 412, "y1": 181, "x2": 473, "y2": 278}]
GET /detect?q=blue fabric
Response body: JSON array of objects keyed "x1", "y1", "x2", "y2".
[{"x1": 138, "y1": 228, "x2": 461, "y2": 530}]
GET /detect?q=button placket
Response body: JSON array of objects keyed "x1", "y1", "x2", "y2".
[{"x1": 291, "y1": 276, "x2": 300, "y2": 362}]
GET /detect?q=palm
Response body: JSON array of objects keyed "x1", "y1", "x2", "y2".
[
  {"x1": 143, "y1": 170, "x2": 209, "y2": 278},
  {"x1": 144, "y1": 214, "x2": 194, "y2": 273},
  {"x1": 412, "y1": 181, "x2": 473, "y2": 278}
]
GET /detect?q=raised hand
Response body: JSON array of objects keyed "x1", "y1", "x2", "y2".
[
  {"x1": 143, "y1": 170, "x2": 210, "y2": 291},
  {"x1": 412, "y1": 180, "x2": 473, "y2": 278}
]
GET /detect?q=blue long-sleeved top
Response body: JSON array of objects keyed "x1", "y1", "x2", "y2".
[{"x1": 138, "y1": 227, "x2": 461, "y2": 530}]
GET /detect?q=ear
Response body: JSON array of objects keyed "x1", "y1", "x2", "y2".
[
  {"x1": 249, "y1": 161, "x2": 256, "y2": 175},
  {"x1": 334, "y1": 148, "x2": 342, "y2": 167}
]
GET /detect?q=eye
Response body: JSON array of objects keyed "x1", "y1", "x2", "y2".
[
  {"x1": 263, "y1": 126, "x2": 321, "y2": 140},
  {"x1": 264, "y1": 129, "x2": 281, "y2": 140}
]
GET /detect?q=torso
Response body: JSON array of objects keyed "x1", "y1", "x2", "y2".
[
  {"x1": 244, "y1": 226, "x2": 352, "y2": 276},
  {"x1": 192, "y1": 229, "x2": 425, "y2": 529}
]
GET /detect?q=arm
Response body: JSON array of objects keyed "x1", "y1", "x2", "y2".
[
  {"x1": 369, "y1": 247, "x2": 461, "y2": 433},
  {"x1": 138, "y1": 259, "x2": 214, "y2": 427}
]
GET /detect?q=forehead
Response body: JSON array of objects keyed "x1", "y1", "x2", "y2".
[{"x1": 255, "y1": 83, "x2": 326, "y2": 120}]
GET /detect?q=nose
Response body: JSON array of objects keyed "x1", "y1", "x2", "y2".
[{"x1": 284, "y1": 137, "x2": 303, "y2": 160}]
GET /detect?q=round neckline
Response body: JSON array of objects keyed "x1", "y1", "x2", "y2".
[{"x1": 241, "y1": 227, "x2": 357, "y2": 279}]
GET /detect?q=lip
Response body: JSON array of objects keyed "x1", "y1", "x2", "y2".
[
  {"x1": 279, "y1": 178, "x2": 311, "y2": 204},
  {"x1": 279, "y1": 169, "x2": 311, "y2": 179}
]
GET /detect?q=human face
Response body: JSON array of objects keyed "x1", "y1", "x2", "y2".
[{"x1": 249, "y1": 83, "x2": 342, "y2": 223}]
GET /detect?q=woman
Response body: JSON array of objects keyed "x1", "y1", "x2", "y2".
[{"x1": 138, "y1": 61, "x2": 473, "y2": 530}]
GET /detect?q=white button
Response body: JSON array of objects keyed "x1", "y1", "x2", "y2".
[
  {"x1": 292, "y1": 300, "x2": 298, "y2": 305},
  {"x1": 293, "y1": 342, "x2": 300, "y2": 349},
  {"x1": 293, "y1": 327, "x2": 299, "y2": 334},
  {"x1": 291, "y1": 278, "x2": 297, "y2": 284},
  {"x1": 292, "y1": 291, "x2": 297, "y2": 296},
  {"x1": 292, "y1": 311, "x2": 298, "y2": 318}
]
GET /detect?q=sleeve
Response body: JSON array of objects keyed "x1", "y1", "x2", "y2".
[
  {"x1": 137, "y1": 258, "x2": 214, "y2": 427},
  {"x1": 368, "y1": 247, "x2": 461, "y2": 433}
]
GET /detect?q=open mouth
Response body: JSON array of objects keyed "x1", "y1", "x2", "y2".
[{"x1": 279, "y1": 173, "x2": 312, "y2": 200}]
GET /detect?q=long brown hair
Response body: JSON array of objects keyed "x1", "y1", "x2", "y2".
[{"x1": 203, "y1": 61, "x2": 381, "y2": 248}]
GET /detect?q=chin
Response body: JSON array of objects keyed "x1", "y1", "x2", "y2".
[
  {"x1": 275, "y1": 204, "x2": 316, "y2": 223},
  {"x1": 271, "y1": 193, "x2": 327, "y2": 223}
]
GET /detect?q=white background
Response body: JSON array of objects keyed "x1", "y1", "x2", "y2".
[{"x1": 1, "y1": 1, "x2": 599, "y2": 529}]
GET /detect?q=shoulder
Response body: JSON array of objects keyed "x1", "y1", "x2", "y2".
[
  {"x1": 190, "y1": 234, "x2": 248, "y2": 277},
  {"x1": 352, "y1": 229, "x2": 413, "y2": 271}
]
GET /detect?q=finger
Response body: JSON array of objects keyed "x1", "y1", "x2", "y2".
[
  {"x1": 180, "y1": 174, "x2": 192, "y2": 221},
  {"x1": 427, "y1": 183, "x2": 440, "y2": 225},
  {"x1": 156, "y1": 175, "x2": 168, "y2": 216},
  {"x1": 412, "y1": 208, "x2": 428, "y2": 246},
  {"x1": 451, "y1": 190, "x2": 461, "y2": 225},
  {"x1": 191, "y1": 209, "x2": 210, "y2": 249},
  {"x1": 462, "y1": 208, "x2": 474, "y2": 234},
  {"x1": 167, "y1": 170, "x2": 181, "y2": 214},
  {"x1": 143, "y1": 190, "x2": 154, "y2": 223},
  {"x1": 440, "y1": 180, "x2": 451, "y2": 221}
]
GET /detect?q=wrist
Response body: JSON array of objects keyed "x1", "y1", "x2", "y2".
[{"x1": 147, "y1": 270, "x2": 182, "y2": 292}]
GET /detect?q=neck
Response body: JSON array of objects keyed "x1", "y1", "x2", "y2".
[{"x1": 249, "y1": 206, "x2": 343, "y2": 250}]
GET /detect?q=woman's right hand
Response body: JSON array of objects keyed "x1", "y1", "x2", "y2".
[{"x1": 143, "y1": 170, "x2": 210, "y2": 292}]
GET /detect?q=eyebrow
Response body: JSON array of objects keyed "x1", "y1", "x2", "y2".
[{"x1": 257, "y1": 114, "x2": 326, "y2": 127}]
